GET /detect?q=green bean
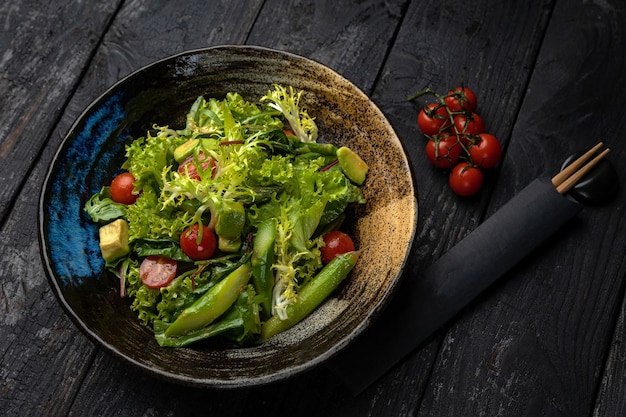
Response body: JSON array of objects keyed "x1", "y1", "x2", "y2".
[
  {"x1": 251, "y1": 218, "x2": 276, "y2": 317},
  {"x1": 164, "y1": 263, "x2": 251, "y2": 337},
  {"x1": 293, "y1": 142, "x2": 338, "y2": 156},
  {"x1": 260, "y1": 251, "x2": 359, "y2": 341}
]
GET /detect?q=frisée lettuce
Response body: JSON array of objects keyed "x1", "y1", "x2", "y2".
[{"x1": 84, "y1": 85, "x2": 367, "y2": 347}]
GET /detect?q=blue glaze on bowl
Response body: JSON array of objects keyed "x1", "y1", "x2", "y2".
[{"x1": 45, "y1": 93, "x2": 127, "y2": 286}]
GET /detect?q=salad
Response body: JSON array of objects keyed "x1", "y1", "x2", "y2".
[{"x1": 84, "y1": 84, "x2": 369, "y2": 347}]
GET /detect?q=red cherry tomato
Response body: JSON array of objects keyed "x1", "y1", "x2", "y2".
[
  {"x1": 453, "y1": 112, "x2": 485, "y2": 136},
  {"x1": 449, "y1": 162, "x2": 483, "y2": 197},
  {"x1": 444, "y1": 87, "x2": 478, "y2": 112},
  {"x1": 178, "y1": 152, "x2": 216, "y2": 181},
  {"x1": 110, "y1": 172, "x2": 140, "y2": 205},
  {"x1": 140, "y1": 256, "x2": 178, "y2": 289},
  {"x1": 320, "y1": 230, "x2": 355, "y2": 265},
  {"x1": 425, "y1": 134, "x2": 462, "y2": 169},
  {"x1": 180, "y1": 224, "x2": 217, "y2": 261},
  {"x1": 469, "y1": 133, "x2": 502, "y2": 169},
  {"x1": 417, "y1": 103, "x2": 451, "y2": 136}
]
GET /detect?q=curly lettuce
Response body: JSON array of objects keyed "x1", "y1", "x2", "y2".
[{"x1": 84, "y1": 85, "x2": 366, "y2": 346}]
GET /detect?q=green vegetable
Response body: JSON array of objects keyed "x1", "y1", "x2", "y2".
[
  {"x1": 83, "y1": 187, "x2": 126, "y2": 223},
  {"x1": 84, "y1": 85, "x2": 368, "y2": 346},
  {"x1": 164, "y1": 263, "x2": 252, "y2": 337},
  {"x1": 215, "y1": 200, "x2": 245, "y2": 239},
  {"x1": 337, "y1": 146, "x2": 369, "y2": 185},
  {"x1": 261, "y1": 84, "x2": 318, "y2": 143},
  {"x1": 218, "y1": 235, "x2": 242, "y2": 253},
  {"x1": 251, "y1": 218, "x2": 276, "y2": 317},
  {"x1": 261, "y1": 251, "x2": 359, "y2": 341},
  {"x1": 173, "y1": 138, "x2": 200, "y2": 163},
  {"x1": 294, "y1": 141, "x2": 337, "y2": 156},
  {"x1": 155, "y1": 284, "x2": 260, "y2": 347}
]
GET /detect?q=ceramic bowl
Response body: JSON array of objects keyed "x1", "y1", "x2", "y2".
[{"x1": 38, "y1": 45, "x2": 418, "y2": 388}]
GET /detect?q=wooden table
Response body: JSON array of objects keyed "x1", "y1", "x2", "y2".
[{"x1": 3, "y1": 0, "x2": 626, "y2": 415}]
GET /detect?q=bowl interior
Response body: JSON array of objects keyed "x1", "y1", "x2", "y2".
[{"x1": 39, "y1": 45, "x2": 418, "y2": 387}]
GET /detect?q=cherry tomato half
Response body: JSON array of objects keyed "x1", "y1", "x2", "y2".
[
  {"x1": 180, "y1": 224, "x2": 217, "y2": 261},
  {"x1": 110, "y1": 172, "x2": 140, "y2": 205},
  {"x1": 321, "y1": 230, "x2": 355, "y2": 265},
  {"x1": 417, "y1": 103, "x2": 451, "y2": 136},
  {"x1": 178, "y1": 152, "x2": 216, "y2": 181},
  {"x1": 444, "y1": 87, "x2": 478, "y2": 112},
  {"x1": 449, "y1": 162, "x2": 484, "y2": 197},
  {"x1": 453, "y1": 112, "x2": 485, "y2": 136},
  {"x1": 469, "y1": 133, "x2": 502, "y2": 169},
  {"x1": 140, "y1": 256, "x2": 178, "y2": 289},
  {"x1": 425, "y1": 134, "x2": 462, "y2": 169}
]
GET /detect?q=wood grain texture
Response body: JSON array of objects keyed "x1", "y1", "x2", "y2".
[
  {"x1": 1, "y1": 1, "x2": 265, "y2": 416},
  {"x1": 0, "y1": 152, "x2": 99, "y2": 417},
  {"x1": 247, "y1": 0, "x2": 408, "y2": 92},
  {"x1": 413, "y1": 0, "x2": 626, "y2": 415},
  {"x1": 3, "y1": 0, "x2": 626, "y2": 415},
  {"x1": 55, "y1": 0, "x2": 265, "y2": 143},
  {"x1": 0, "y1": 0, "x2": 121, "y2": 224}
]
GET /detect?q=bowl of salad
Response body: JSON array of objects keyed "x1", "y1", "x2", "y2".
[{"x1": 39, "y1": 45, "x2": 418, "y2": 387}]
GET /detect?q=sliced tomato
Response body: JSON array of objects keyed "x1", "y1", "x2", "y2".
[
  {"x1": 178, "y1": 152, "x2": 216, "y2": 181},
  {"x1": 140, "y1": 256, "x2": 178, "y2": 289}
]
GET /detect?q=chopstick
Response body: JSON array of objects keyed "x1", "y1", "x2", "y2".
[{"x1": 551, "y1": 142, "x2": 610, "y2": 194}]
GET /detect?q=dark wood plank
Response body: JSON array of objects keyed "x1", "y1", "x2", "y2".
[
  {"x1": 0, "y1": 0, "x2": 121, "y2": 224},
  {"x1": 0, "y1": 147, "x2": 99, "y2": 416},
  {"x1": 7, "y1": 0, "x2": 625, "y2": 415},
  {"x1": 0, "y1": 2, "x2": 120, "y2": 416},
  {"x1": 0, "y1": 1, "x2": 263, "y2": 416},
  {"x1": 595, "y1": 296, "x2": 626, "y2": 416},
  {"x1": 55, "y1": 0, "x2": 265, "y2": 140},
  {"x1": 247, "y1": 0, "x2": 408, "y2": 92},
  {"x1": 413, "y1": 0, "x2": 626, "y2": 415}
]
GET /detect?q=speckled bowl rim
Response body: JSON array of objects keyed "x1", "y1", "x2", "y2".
[{"x1": 38, "y1": 45, "x2": 419, "y2": 388}]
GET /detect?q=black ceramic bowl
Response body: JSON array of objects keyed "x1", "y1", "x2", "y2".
[{"x1": 38, "y1": 45, "x2": 418, "y2": 388}]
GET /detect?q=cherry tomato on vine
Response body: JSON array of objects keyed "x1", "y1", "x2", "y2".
[
  {"x1": 320, "y1": 230, "x2": 355, "y2": 265},
  {"x1": 453, "y1": 112, "x2": 485, "y2": 136},
  {"x1": 444, "y1": 87, "x2": 478, "y2": 112},
  {"x1": 140, "y1": 256, "x2": 178, "y2": 289},
  {"x1": 469, "y1": 133, "x2": 502, "y2": 169},
  {"x1": 449, "y1": 162, "x2": 483, "y2": 197},
  {"x1": 180, "y1": 224, "x2": 217, "y2": 261},
  {"x1": 178, "y1": 152, "x2": 216, "y2": 181},
  {"x1": 110, "y1": 172, "x2": 140, "y2": 205},
  {"x1": 417, "y1": 103, "x2": 451, "y2": 136},
  {"x1": 425, "y1": 134, "x2": 462, "y2": 169}
]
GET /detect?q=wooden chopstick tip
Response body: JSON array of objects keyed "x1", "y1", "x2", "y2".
[{"x1": 553, "y1": 143, "x2": 610, "y2": 194}]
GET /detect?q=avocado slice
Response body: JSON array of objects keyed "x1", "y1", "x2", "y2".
[
  {"x1": 173, "y1": 139, "x2": 199, "y2": 163},
  {"x1": 218, "y1": 235, "x2": 242, "y2": 253},
  {"x1": 99, "y1": 219, "x2": 130, "y2": 262},
  {"x1": 337, "y1": 146, "x2": 368, "y2": 185},
  {"x1": 215, "y1": 200, "x2": 245, "y2": 239}
]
